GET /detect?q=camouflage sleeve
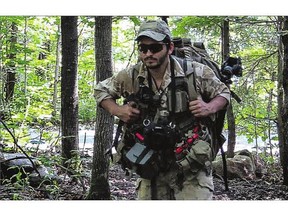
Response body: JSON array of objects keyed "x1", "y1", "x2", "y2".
[
  {"x1": 94, "y1": 66, "x2": 136, "y2": 106},
  {"x1": 193, "y1": 62, "x2": 231, "y2": 103}
]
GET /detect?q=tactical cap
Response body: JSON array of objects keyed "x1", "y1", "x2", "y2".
[{"x1": 136, "y1": 20, "x2": 172, "y2": 42}]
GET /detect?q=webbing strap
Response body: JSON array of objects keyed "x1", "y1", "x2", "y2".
[
  {"x1": 185, "y1": 61, "x2": 198, "y2": 101},
  {"x1": 151, "y1": 177, "x2": 157, "y2": 200},
  {"x1": 170, "y1": 56, "x2": 176, "y2": 113},
  {"x1": 178, "y1": 57, "x2": 198, "y2": 101}
]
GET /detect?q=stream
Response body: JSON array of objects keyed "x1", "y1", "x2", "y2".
[{"x1": 25, "y1": 127, "x2": 278, "y2": 156}]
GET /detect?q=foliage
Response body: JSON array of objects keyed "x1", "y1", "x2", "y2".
[
  {"x1": 0, "y1": 16, "x2": 287, "y2": 200},
  {"x1": 1, "y1": 166, "x2": 36, "y2": 200},
  {"x1": 171, "y1": 16, "x2": 223, "y2": 37},
  {"x1": 0, "y1": 15, "x2": 282, "y2": 158},
  {"x1": 229, "y1": 17, "x2": 279, "y2": 146}
]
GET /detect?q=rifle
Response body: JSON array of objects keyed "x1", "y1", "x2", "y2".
[
  {"x1": 105, "y1": 76, "x2": 160, "y2": 160},
  {"x1": 105, "y1": 119, "x2": 124, "y2": 161}
]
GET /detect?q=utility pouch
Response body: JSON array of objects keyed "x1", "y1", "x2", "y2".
[
  {"x1": 167, "y1": 90, "x2": 189, "y2": 113},
  {"x1": 125, "y1": 143, "x2": 159, "y2": 179},
  {"x1": 177, "y1": 140, "x2": 212, "y2": 175},
  {"x1": 167, "y1": 77, "x2": 189, "y2": 113}
]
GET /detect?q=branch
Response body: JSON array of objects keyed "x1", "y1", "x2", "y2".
[{"x1": 0, "y1": 117, "x2": 41, "y2": 177}]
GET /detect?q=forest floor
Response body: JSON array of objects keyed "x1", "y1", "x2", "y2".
[
  {"x1": 1, "y1": 154, "x2": 288, "y2": 201},
  {"x1": 108, "y1": 161, "x2": 288, "y2": 200}
]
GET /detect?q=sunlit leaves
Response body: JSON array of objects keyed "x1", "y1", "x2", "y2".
[
  {"x1": 0, "y1": 16, "x2": 282, "y2": 149},
  {"x1": 171, "y1": 16, "x2": 222, "y2": 38}
]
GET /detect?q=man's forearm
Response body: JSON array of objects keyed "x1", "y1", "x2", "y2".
[
  {"x1": 208, "y1": 96, "x2": 228, "y2": 114},
  {"x1": 100, "y1": 99, "x2": 120, "y2": 116}
]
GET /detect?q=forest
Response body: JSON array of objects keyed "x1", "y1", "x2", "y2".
[{"x1": 0, "y1": 15, "x2": 288, "y2": 203}]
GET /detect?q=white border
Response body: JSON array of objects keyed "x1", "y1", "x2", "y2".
[
  {"x1": 0, "y1": 0, "x2": 287, "y2": 16},
  {"x1": 0, "y1": 0, "x2": 287, "y2": 213},
  {"x1": 1, "y1": 200, "x2": 287, "y2": 216}
]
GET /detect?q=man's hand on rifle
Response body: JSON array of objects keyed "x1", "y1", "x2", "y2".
[
  {"x1": 101, "y1": 98, "x2": 140, "y2": 123},
  {"x1": 118, "y1": 102, "x2": 141, "y2": 123}
]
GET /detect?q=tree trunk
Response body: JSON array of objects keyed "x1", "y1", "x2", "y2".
[
  {"x1": 5, "y1": 22, "x2": 17, "y2": 102},
  {"x1": 86, "y1": 16, "x2": 113, "y2": 200},
  {"x1": 60, "y1": 16, "x2": 79, "y2": 166},
  {"x1": 222, "y1": 18, "x2": 236, "y2": 158},
  {"x1": 277, "y1": 17, "x2": 285, "y2": 169},
  {"x1": 53, "y1": 22, "x2": 61, "y2": 117},
  {"x1": 280, "y1": 16, "x2": 288, "y2": 185},
  {"x1": 24, "y1": 17, "x2": 28, "y2": 95},
  {"x1": 267, "y1": 67, "x2": 276, "y2": 157}
]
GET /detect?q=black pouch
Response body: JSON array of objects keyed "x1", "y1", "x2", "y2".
[{"x1": 125, "y1": 143, "x2": 159, "y2": 179}]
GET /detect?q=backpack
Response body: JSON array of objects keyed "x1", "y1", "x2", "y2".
[{"x1": 171, "y1": 37, "x2": 242, "y2": 190}]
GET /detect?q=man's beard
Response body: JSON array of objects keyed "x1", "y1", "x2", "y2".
[{"x1": 144, "y1": 51, "x2": 168, "y2": 69}]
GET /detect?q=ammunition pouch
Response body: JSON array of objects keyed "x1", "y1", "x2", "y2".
[
  {"x1": 167, "y1": 76, "x2": 189, "y2": 114},
  {"x1": 177, "y1": 139, "x2": 212, "y2": 174}
]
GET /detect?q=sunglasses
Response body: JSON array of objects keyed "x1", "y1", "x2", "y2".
[{"x1": 138, "y1": 43, "x2": 168, "y2": 54}]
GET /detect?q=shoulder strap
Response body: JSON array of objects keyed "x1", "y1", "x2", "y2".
[
  {"x1": 131, "y1": 64, "x2": 141, "y2": 93},
  {"x1": 172, "y1": 56, "x2": 198, "y2": 101},
  {"x1": 185, "y1": 61, "x2": 198, "y2": 101}
]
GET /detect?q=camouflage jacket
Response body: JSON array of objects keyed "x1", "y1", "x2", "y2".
[
  {"x1": 94, "y1": 56, "x2": 230, "y2": 110},
  {"x1": 94, "y1": 56, "x2": 231, "y2": 174}
]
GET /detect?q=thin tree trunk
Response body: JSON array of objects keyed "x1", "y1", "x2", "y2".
[
  {"x1": 267, "y1": 68, "x2": 275, "y2": 157},
  {"x1": 86, "y1": 16, "x2": 113, "y2": 200},
  {"x1": 61, "y1": 16, "x2": 79, "y2": 166},
  {"x1": 53, "y1": 22, "x2": 61, "y2": 117},
  {"x1": 5, "y1": 22, "x2": 17, "y2": 102},
  {"x1": 24, "y1": 17, "x2": 28, "y2": 95},
  {"x1": 277, "y1": 16, "x2": 285, "y2": 170},
  {"x1": 222, "y1": 18, "x2": 236, "y2": 158},
  {"x1": 252, "y1": 70, "x2": 259, "y2": 155},
  {"x1": 0, "y1": 21, "x2": 4, "y2": 108},
  {"x1": 280, "y1": 16, "x2": 288, "y2": 185}
]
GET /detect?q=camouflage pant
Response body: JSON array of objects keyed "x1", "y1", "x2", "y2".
[{"x1": 135, "y1": 168, "x2": 214, "y2": 200}]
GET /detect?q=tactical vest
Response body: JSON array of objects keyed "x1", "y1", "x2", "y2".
[{"x1": 116, "y1": 56, "x2": 214, "y2": 180}]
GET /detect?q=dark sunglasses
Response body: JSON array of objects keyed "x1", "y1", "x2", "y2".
[{"x1": 138, "y1": 43, "x2": 168, "y2": 54}]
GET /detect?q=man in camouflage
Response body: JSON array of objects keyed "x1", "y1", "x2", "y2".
[{"x1": 94, "y1": 19, "x2": 231, "y2": 200}]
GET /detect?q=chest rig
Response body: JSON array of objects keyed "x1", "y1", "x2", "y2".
[
  {"x1": 121, "y1": 57, "x2": 200, "y2": 179},
  {"x1": 130, "y1": 57, "x2": 195, "y2": 143}
]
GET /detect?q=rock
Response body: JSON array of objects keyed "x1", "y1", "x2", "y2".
[
  {"x1": 227, "y1": 155, "x2": 256, "y2": 179},
  {"x1": 0, "y1": 153, "x2": 40, "y2": 179},
  {"x1": 212, "y1": 149, "x2": 266, "y2": 180},
  {"x1": 0, "y1": 152, "x2": 59, "y2": 186},
  {"x1": 253, "y1": 154, "x2": 267, "y2": 177},
  {"x1": 238, "y1": 149, "x2": 253, "y2": 158},
  {"x1": 29, "y1": 165, "x2": 60, "y2": 187}
]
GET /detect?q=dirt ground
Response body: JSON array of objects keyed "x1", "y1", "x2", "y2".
[
  {"x1": 1, "y1": 157, "x2": 288, "y2": 200},
  {"x1": 109, "y1": 162, "x2": 288, "y2": 200}
]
